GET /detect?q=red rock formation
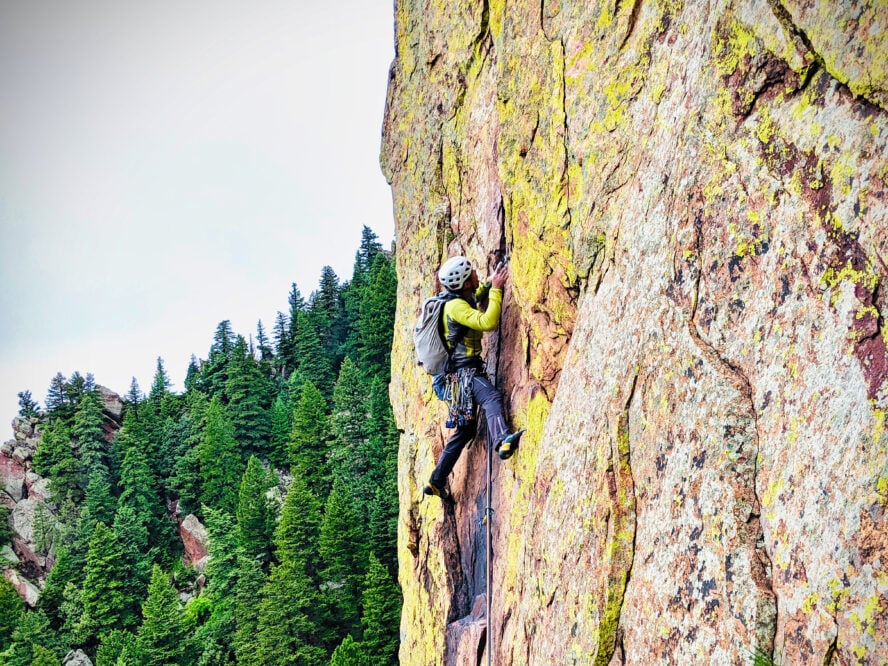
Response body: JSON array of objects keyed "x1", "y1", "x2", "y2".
[
  {"x1": 382, "y1": 0, "x2": 887, "y2": 663},
  {"x1": 179, "y1": 513, "x2": 210, "y2": 572}
]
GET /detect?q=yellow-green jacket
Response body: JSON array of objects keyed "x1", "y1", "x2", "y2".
[{"x1": 442, "y1": 284, "x2": 503, "y2": 369}]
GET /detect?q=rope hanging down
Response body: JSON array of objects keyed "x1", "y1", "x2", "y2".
[{"x1": 485, "y1": 237, "x2": 508, "y2": 666}]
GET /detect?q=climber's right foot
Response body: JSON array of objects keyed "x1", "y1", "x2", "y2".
[{"x1": 497, "y1": 429, "x2": 525, "y2": 460}]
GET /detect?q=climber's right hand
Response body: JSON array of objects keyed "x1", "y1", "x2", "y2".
[{"x1": 490, "y1": 262, "x2": 509, "y2": 289}]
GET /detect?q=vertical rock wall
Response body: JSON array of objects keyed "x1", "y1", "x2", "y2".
[{"x1": 381, "y1": 0, "x2": 887, "y2": 664}]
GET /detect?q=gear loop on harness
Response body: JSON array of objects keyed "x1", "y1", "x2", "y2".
[{"x1": 443, "y1": 367, "x2": 476, "y2": 428}]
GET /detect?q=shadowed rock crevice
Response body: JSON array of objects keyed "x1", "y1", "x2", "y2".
[
  {"x1": 765, "y1": 0, "x2": 887, "y2": 113},
  {"x1": 684, "y1": 208, "x2": 779, "y2": 652},
  {"x1": 594, "y1": 372, "x2": 638, "y2": 665}
]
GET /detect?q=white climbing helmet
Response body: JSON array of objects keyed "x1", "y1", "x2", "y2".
[{"x1": 438, "y1": 255, "x2": 473, "y2": 291}]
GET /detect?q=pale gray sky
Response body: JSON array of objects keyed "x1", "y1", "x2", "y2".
[{"x1": 0, "y1": 1, "x2": 396, "y2": 426}]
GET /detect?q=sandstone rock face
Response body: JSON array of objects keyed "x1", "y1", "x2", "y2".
[
  {"x1": 98, "y1": 385, "x2": 123, "y2": 419},
  {"x1": 3, "y1": 568, "x2": 40, "y2": 607},
  {"x1": 381, "y1": 1, "x2": 887, "y2": 664},
  {"x1": 1, "y1": 452, "x2": 27, "y2": 505},
  {"x1": 11, "y1": 497, "x2": 59, "y2": 569},
  {"x1": 179, "y1": 513, "x2": 210, "y2": 571}
]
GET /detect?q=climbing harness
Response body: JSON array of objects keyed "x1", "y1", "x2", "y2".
[{"x1": 443, "y1": 367, "x2": 476, "y2": 428}]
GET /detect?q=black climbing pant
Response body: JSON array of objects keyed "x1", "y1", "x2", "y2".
[{"x1": 430, "y1": 373, "x2": 508, "y2": 488}]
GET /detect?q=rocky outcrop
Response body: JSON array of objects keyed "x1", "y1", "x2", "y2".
[
  {"x1": 0, "y1": 387, "x2": 124, "y2": 604},
  {"x1": 382, "y1": 1, "x2": 887, "y2": 664},
  {"x1": 97, "y1": 386, "x2": 124, "y2": 439},
  {"x1": 63, "y1": 649, "x2": 94, "y2": 666},
  {"x1": 179, "y1": 513, "x2": 210, "y2": 572},
  {"x1": 3, "y1": 568, "x2": 40, "y2": 607},
  {"x1": 2, "y1": 417, "x2": 42, "y2": 508}
]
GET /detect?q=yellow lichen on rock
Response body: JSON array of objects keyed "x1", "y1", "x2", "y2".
[{"x1": 382, "y1": 0, "x2": 888, "y2": 663}]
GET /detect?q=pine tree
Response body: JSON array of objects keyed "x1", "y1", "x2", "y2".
[
  {"x1": 32, "y1": 420, "x2": 81, "y2": 511},
  {"x1": 0, "y1": 506, "x2": 10, "y2": 544},
  {"x1": 274, "y1": 475, "x2": 322, "y2": 575},
  {"x1": 329, "y1": 359, "x2": 380, "y2": 518},
  {"x1": 154, "y1": 408, "x2": 186, "y2": 485},
  {"x1": 184, "y1": 355, "x2": 201, "y2": 393},
  {"x1": 149, "y1": 357, "x2": 172, "y2": 404},
  {"x1": 355, "y1": 226, "x2": 383, "y2": 277},
  {"x1": 289, "y1": 381, "x2": 330, "y2": 496},
  {"x1": 113, "y1": 506, "x2": 152, "y2": 628},
  {"x1": 125, "y1": 377, "x2": 143, "y2": 408},
  {"x1": 65, "y1": 371, "x2": 94, "y2": 408},
  {"x1": 169, "y1": 394, "x2": 207, "y2": 515},
  {"x1": 95, "y1": 629, "x2": 134, "y2": 666},
  {"x1": 285, "y1": 282, "x2": 307, "y2": 369},
  {"x1": 232, "y1": 554, "x2": 267, "y2": 666},
  {"x1": 360, "y1": 552, "x2": 401, "y2": 663},
  {"x1": 29, "y1": 644, "x2": 58, "y2": 666},
  {"x1": 45, "y1": 372, "x2": 67, "y2": 414},
  {"x1": 37, "y1": 547, "x2": 81, "y2": 633},
  {"x1": 272, "y1": 311, "x2": 292, "y2": 378},
  {"x1": 0, "y1": 576, "x2": 23, "y2": 644},
  {"x1": 16, "y1": 390, "x2": 40, "y2": 418},
  {"x1": 292, "y1": 311, "x2": 335, "y2": 398},
  {"x1": 134, "y1": 566, "x2": 185, "y2": 666},
  {"x1": 309, "y1": 265, "x2": 346, "y2": 363},
  {"x1": 225, "y1": 336, "x2": 272, "y2": 458},
  {"x1": 201, "y1": 320, "x2": 236, "y2": 397},
  {"x1": 341, "y1": 226, "x2": 384, "y2": 362},
  {"x1": 83, "y1": 468, "x2": 117, "y2": 530},
  {"x1": 319, "y1": 480, "x2": 365, "y2": 637},
  {"x1": 203, "y1": 507, "x2": 239, "y2": 597},
  {"x1": 171, "y1": 443, "x2": 202, "y2": 517},
  {"x1": 254, "y1": 561, "x2": 327, "y2": 666},
  {"x1": 4, "y1": 608, "x2": 58, "y2": 666},
  {"x1": 236, "y1": 456, "x2": 276, "y2": 564},
  {"x1": 288, "y1": 282, "x2": 307, "y2": 326},
  {"x1": 357, "y1": 252, "x2": 398, "y2": 381},
  {"x1": 118, "y1": 445, "x2": 165, "y2": 547},
  {"x1": 331, "y1": 357, "x2": 368, "y2": 447},
  {"x1": 249, "y1": 477, "x2": 329, "y2": 660},
  {"x1": 73, "y1": 389, "x2": 111, "y2": 480},
  {"x1": 118, "y1": 445, "x2": 154, "y2": 514},
  {"x1": 198, "y1": 397, "x2": 243, "y2": 514},
  {"x1": 329, "y1": 634, "x2": 372, "y2": 666},
  {"x1": 192, "y1": 506, "x2": 239, "y2": 664},
  {"x1": 256, "y1": 319, "x2": 274, "y2": 363},
  {"x1": 78, "y1": 522, "x2": 128, "y2": 642},
  {"x1": 366, "y1": 376, "x2": 399, "y2": 447},
  {"x1": 268, "y1": 394, "x2": 293, "y2": 468}
]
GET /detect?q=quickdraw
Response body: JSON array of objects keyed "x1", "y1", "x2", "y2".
[{"x1": 443, "y1": 367, "x2": 475, "y2": 428}]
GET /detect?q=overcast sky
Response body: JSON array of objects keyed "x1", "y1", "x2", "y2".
[{"x1": 0, "y1": 1, "x2": 396, "y2": 427}]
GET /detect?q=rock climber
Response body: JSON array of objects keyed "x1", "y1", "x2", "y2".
[{"x1": 423, "y1": 255, "x2": 524, "y2": 499}]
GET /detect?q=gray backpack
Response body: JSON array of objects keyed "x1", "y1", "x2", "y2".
[{"x1": 413, "y1": 292, "x2": 458, "y2": 375}]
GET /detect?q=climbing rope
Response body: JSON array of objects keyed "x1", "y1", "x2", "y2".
[
  {"x1": 485, "y1": 244, "x2": 508, "y2": 666},
  {"x1": 485, "y1": 421, "x2": 494, "y2": 666}
]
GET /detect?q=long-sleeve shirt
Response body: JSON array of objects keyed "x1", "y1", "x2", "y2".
[{"x1": 442, "y1": 286, "x2": 503, "y2": 369}]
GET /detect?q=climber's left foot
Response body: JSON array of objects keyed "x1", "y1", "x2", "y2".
[{"x1": 423, "y1": 481, "x2": 451, "y2": 500}]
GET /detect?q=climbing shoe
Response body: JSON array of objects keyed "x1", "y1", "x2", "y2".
[
  {"x1": 423, "y1": 481, "x2": 451, "y2": 500},
  {"x1": 497, "y1": 429, "x2": 525, "y2": 460}
]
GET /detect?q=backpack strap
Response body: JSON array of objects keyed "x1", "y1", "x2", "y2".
[{"x1": 438, "y1": 291, "x2": 468, "y2": 372}]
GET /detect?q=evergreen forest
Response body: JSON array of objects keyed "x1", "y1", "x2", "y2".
[{"x1": 0, "y1": 227, "x2": 401, "y2": 665}]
